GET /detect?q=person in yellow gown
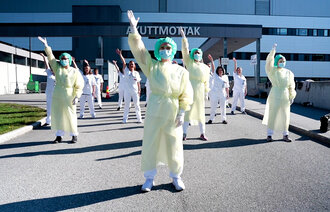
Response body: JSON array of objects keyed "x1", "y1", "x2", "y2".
[
  {"x1": 180, "y1": 27, "x2": 210, "y2": 141},
  {"x1": 262, "y1": 43, "x2": 296, "y2": 142},
  {"x1": 127, "y1": 10, "x2": 193, "y2": 192},
  {"x1": 38, "y1": 36, "x2": 84, "y2": 144}
]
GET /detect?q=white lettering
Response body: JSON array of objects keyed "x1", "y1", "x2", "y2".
[
  {"x1": 182, "y1": 26, "x2": 188, "y2": 35},
  {"x1": 147, "y1": 26, "x2": 152, "y2": 35},
  {"x1": 159, "y1": 26, "x2": 168, "y2": 35},
  {"x1": 169, "y1": 26, "x2": 176, "y2": 35},
  {"x1": 139, "y1": 26, "x2": 146, "y2": 35},
  {"x1": 154, "y1": 26, "x2": 159, "y2": 34},
  {"x1": 187, "y1": 27, "x2": 194, "y2": 36},
  {"x1": 194, "y1": 27, "x2": 200, "y2": 36},
  {"x1": 126, "y1": 26, "x2": 131, "y2": 35}
]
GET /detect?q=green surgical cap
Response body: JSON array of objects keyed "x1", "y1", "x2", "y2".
[
  {"x1": 190, "y1": 48, "x2": 203, "y2": 60},
  {"x1": 59, "y1": 53, "x2": 72, "y2": 66},
  {"x1": 154, "y1": 37, "x2": 177, "y2": 61},
  {"x1": 274, "y1": 54, "x2": 285, "y2": 67}
]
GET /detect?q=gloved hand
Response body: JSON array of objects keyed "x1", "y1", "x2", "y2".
[
  {"x1": 127, "y1": 10, "x2": 139, "y2": 34},
  {"x1": 72, "y1": 96, "x2": 78, "y2": 105},
  {"x1": 175, "y1": 109, "x2": 185, "y2": 127},
  {"x1": 290, "y1": 98, "x2": 294, "y2": 105}
]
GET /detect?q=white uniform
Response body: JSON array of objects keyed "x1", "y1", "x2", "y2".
[
  {"x1": 118, "y1": 71, "x2": 125, "y2": 108},
  {"x1": 94, "y1": 74, "x2": 103, "y2": 108},
  {"x1": 209, "y1": 74, "x2": 229, "y2": 122},
  {"x1": 123, "y1": 67, "x2": 142, "y2": 122},
  {"x1": 45, "y1": 69, "x2": 55, "y2": 125},
  {"x1": 231, "y1": 72, "x2": 247, "y2": 112},
  {"x1": 80, "y1": 74, "x2": 96, "y2": 118}
]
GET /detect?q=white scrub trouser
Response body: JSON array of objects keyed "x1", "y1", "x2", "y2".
[
  {"x1": 123, "y1": 90, "x2": 142, "y2": 122},
  {"x1": 80, "y1": 94, "x2": 96, "y2": 117},
  {"x1": 210, "y1": 94, "x2": 227, "y2": 121},
  {"x1": 56, "y1": 130, "x2": 78, "y2": 136},
  {"x1": 46, "y1": 92, "x2": 53, "y2": 124},
  {"x1": 231, "y1": 90, "x2": 245, "y2": 112},
  {"x1": 95, "y1": 86, "x2": 102, "y2": 107},
  {"x1": 118, "y1": 87, "x2": 124, "y2": 108},
  {"x1": 183, "y1": 122, "x2": 205, "y2": 135},
  {"x1": 267, "y1": 128, "x2": 289, "y2": 136},
  {"x1": 144, "y1": 168, "x2": 182, "y2": 180}
]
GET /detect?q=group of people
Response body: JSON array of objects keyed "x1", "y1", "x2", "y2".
[{"x1": 37, "y1": 9, "x2": 296, "y2": 193}]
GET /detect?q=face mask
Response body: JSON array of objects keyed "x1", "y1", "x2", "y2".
[
  {"x1": 159, "y1": 49, "x2": 172, "y2": 60},
  {"x1": 60, "y1": 59, "x2": 69, "y2": 67},
  {"x1": 194, "y1": 54, "x2": 202, "y2": 61},
  {"x1": 278, "y1": 62, "x2": 286, "y2": 68}
]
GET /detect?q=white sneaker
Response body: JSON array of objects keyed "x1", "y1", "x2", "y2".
[
  {"x1": 141, "y1": 179, "x2": 154, "y2": 192},
  {"x1": 137, "y1": 120, "x2": 143, "y2": 124},
  {"x1": 78, "y1": 115, "x2": 84, "y2": 119},
  {"x1": 91, "y1": 114, "x2": 96, "y2": 118},
  {"x1": 172, "y1": 178, "x2": 185, "y2": 191},
  {"x1": 122, "y1": 119, "x2": 127, "y2": 124}
]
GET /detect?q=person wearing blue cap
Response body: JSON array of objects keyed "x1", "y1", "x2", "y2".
[
  {"x1": 127, "y1": 10, "x2": 193, "y2": 192},
  {"x1": 262, "y1": 43, "x2": 296, "y2": 142},
  {"x1": 38, "y1": 36, "x2": 84, "y2": 144}
]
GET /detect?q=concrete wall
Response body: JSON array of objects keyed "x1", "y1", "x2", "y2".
[{"x1": 0, "y1": 62, "x2": 45, "y2": 95}]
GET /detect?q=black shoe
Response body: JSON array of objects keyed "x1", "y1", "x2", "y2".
[
  {"x1": 283, "y1": 135, "x2": 292, "y2": 142},
  {"x1": 53, "y1": 136, "x2": 62, "y2": 143},
  {"x1": 231, "y1": 111, "x2": 235, "y2": 115},
  {"x1": 222, "y1": 120, "x2": 228, "y2": 124},
  {"x1": 207, "y1": 120, "x2": 212, "y2": 124},
  {"x1": 71, "y1": 136, "x2": 78, "y2": 143},
  {"x1": 116, "y1": 107, "x2": 120, "y2": 111},
  {"x1": 183, "y1": 133, "x2": 187, "y2": 141},
  {"x1": 99, "y1": 106, "x2": 102, "y2": 109},
  {"x1": 267, "y1": 136, "x2": 273, "y2": 142},
  {"x1": 145, "y1": 103, "x2": 147, "y2": 107}
]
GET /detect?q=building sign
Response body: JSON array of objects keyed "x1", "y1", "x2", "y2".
[
  {"x1": 95, "y1": 58, "x2": 104, "y2": 66},
  {"x1": 221, "y1": 58, "x2": 230, "y2": 65},
  {"x1": 250, "y1": 54, "x2": 257, "y2": 65},
  {"x1": 126, "y1": 26, "x2": 201, "y2": 36}
]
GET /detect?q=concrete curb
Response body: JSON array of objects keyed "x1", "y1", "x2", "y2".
[
  {"x1": 241, "y1": 107, "x2": 330, "y2": 145},
  {"x1": 0, "y1": 117, "x2": 46, "y2": 144}
]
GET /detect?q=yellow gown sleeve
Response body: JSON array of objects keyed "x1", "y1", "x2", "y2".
[
  {"x1": 178, "y1": 70, "x2": 193, "y2": 111},
  {"x1": 288, "y1": 71, "x2": 297, "y2": 100},
  {"x1": 182, "y1": 38, "x2": 193, "y2": 68},
  {"x1": 265, "y1": 48, "x2": 276, "y2": 77},
  {"x1": 73, "y1": 69, "x2": 84, "y2": 98},
  {"x1": 44, "y1": 46, "x2": 59, "y2": 73},
  {"x1": 128, "y1": 33, "x2": 153, "y2": 78}
]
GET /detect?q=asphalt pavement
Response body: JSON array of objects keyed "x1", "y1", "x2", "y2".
[{"x1": 0, "y1": 94, "x2": 329, "y2": 211}]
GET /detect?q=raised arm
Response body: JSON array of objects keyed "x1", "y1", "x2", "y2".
[
  {"x1": 112, "y1": 60, "x2": 123, "y2": 74},
  {"x1": 72, "y1": 57, "x2": 78, "y2": 69},
  {"x1": 208, "y1": 54, "x2": 215, "y2": 73},
  {"x1": 233, "y1": 57, "x2": 237, "y2": 74},
  {"x1": 40, "y1": 53, "x2": 50, "y2": 70},
  {"x1": 180, "y1": 27, "x2": 192, "y2": 67},
  {"x1": 265, "y1": 43, "x2": 277, "y2": 76},
  {"x1": 116, "y1": 49, "x2": 127, "y2": 71},
  {"x1": 127, "y1": 10, "x2": 152, "y2": 77},
  {"x1": 38, "y1": 36, "x2": 59, "y2": 72}
]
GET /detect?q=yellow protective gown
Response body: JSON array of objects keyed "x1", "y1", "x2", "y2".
[
  {"x1": 182, "y1": 38, "x2": 210, "y2": 125},
  {"x1": 45, "y1": 46, "x2": 84, "y2": 134},
  {"x1": 128, "y1": 33, "x2": 193, "y2": 174},
  {"x1": 262, "y1": 49, "x2": 296, "y2": 131}
]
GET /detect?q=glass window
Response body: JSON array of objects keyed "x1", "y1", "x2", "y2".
[
  {"x1": 313, "y1": 29, "x2": 317, "y2": 36},
  {"x1": 256, "y1": 0, "x2": 270, "y2": 15},
  {"x1": 324, "y1": 30, "x2": 328, "y2": 37},
  {"x1": 312, "y1": 54, "x2": 324, "y2": 61},
  {"x1": 298, "y1": 29, "x2": 307, "y2": 36},
  {"x1": 307, "y1": 29, "x2": 313, "y2": 36},
  {"x1": 287, "y1": 28, "x2": 296, "y2": 36},
  {"x1": 0, "y1": 51, "x2": 12, "y2": 63},
  {"x1": 27, "y1": 58, "x2": 37, "y2": 67},
  {"x1": 38, "y1": 60, "x2": 45, "y2": 69},
  {"x1": 317, "y1": 29, "x2": 324, "y2": 36},
  {"x1": 279, "y1": 28, "x2": 287, "y2": 35},
  {"x1": 14, "y1": 55, "x2": 26, "y2": 65}
]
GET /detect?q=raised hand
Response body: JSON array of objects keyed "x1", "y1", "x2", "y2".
[
  {"x1": 116, "y1": 48, "x2": 122, "y2": 55},
  {"x1": 233, "y1": 57, "x2": 237, "y2": 63},
  {"x1": 208, "y1": 54, "x2": 213, "y2": 61},
  {"x1": 38, "y1": 36, "x2": 48, "y2": 47},
  {"x1": 273, "y1": 43, "x2": 277, "y2": 50},
  {"x1": 180, "y1": 27, "x2": 186, "y2": 38},
  {"x1": 112, "y1": 60, "x2": 117, "y2": 64},
  {"x1": 127, "y1": 10, "x2": 140, "y2": 31}
]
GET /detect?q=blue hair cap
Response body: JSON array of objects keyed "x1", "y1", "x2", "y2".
[{"x1": 154, "y1": 37, "x2": 177, "y2": 61}]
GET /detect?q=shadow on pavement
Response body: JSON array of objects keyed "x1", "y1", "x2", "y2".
[
  {"x1": 0, "y1": 185, "x2": 142, "y2": 212},
  {"x1": 0, "y1": 141, "x2": 51, "y2": 150},
  {"x1": 96, "y1": 150, "x2": 141, "y2": 161},
  {"x1": 0, "y1": 140, "x2": 142, "y2": 159},
  {"x1": 184, "y1": 138, "x2": 268, "y2": 149}
]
